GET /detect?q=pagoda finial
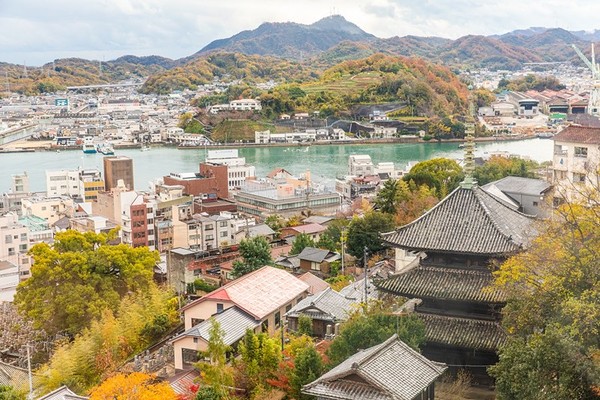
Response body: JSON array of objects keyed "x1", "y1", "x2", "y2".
[{"x1": 460, "y1": 100, "x2": 477, "y2": 189}]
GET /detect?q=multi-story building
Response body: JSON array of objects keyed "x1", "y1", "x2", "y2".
[
  {"x1": 46, "y1": 168, "x2": 104, "y2": 201},
  {"x1": 163, "y1": 163, "x2": 229, "y2": 199},
  {"x1": 348, "y1": 155, "x2": 374, "y2": 176},
  {"x1": 103, "y1": 156, "x2": 134, "y2": 191},
  {"x1": 205, "y1": 149, "x2": 255, "y2": 190},
  {"x1": 552, "y1": 125, "x2": 600, "y2": 201},
  {"x1": 20, "y1": 196, "x2": 75, "y2": 225},
  {"x1": 0, "y1": 213, "x2": 31, "y2": 283}
]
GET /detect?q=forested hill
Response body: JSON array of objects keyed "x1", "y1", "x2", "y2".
[
  {"x1": 194, "y1": 15, "x2": 375, "y2": 60},
  {"x1": 2, "y1": 56, "x2": 173, "y2": 95}
]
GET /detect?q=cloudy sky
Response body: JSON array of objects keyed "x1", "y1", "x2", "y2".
[{"x1": 2, "y1": 0, "x2": 600, "y2": 66}]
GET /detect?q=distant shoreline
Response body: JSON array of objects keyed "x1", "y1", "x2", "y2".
[{"x1": 0, "y1": 133, "x2": 538, "y2": 153}]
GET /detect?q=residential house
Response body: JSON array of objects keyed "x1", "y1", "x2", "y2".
[
  {"x1": 296, "y1": 247, "x2": 341, "y2": 277},
  {"x1": 280, "y1": 223, "x2": 327, "y2": 242},
  {"x1": 302, "y1": 334, "x2": 446, "y2": 400},
  {"x1": 172, "y1": 266, "x2": 310, "y2": 369},
  {"x1": 482, "y1": 176, "x2": 552, "y2": 216},
  {"x1": 37, "y1": 385, "x2": 88, "y2": 400},
  {"x1": 285, "y1": 287, "x2": 354, "y2": 337}
]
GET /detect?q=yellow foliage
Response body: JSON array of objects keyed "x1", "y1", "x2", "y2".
[{"x1": 89, "y1": 372, "x2": 177, "y2": 400}]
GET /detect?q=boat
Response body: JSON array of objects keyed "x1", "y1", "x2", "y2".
[
  {"x1": 82, "y1": 143, "x2": 97, "y2": 154},
  {"x1": 536, "y1": 131, "x2": 555, "y2": 139},
  {"x1": 141, "y1": 144, "x2": 150, "y2": 152},
  {"x1": 96, "y1": 143, "x2": 115, "y2": 155}
]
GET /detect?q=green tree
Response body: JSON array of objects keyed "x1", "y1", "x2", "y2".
[
  {"x1": 290, "y1": 346, "x2": 323, "y2": 400},
  {"x1": 237, "y1": 329, "x2": 281, "y2": 394},
  {"x1": 264, "y1": 215, "x2": 284, "y2": 234},
  {"x1": 402, "y1": 158, "x2": 464, "y2": 198},
  {"x1": 491, "y1": 196, "x2": 600, "y2": 398},
  {"x1": 195, "y1": 386, "x2": 222, "y2": 400},
  {"x1": 326, "y1": 302, "x2": 425, "y2": 367},
  {"x1": 0, "y1": 385, "x2": 24, "y2": 400},
  {"x1": 345, "y1": 211, "x2": 394, "y2": 259},
  {"x1": 14, "y1": 230, "x2": 158, "y2": 336},
  {"x1": 196, "y1": 319, "x2": 234, "y2": 399},
  {"x1": 374, "y1": 179, "x2": 400, "y2": 214},
  {"x1": 290, "y1": 233, "x2": 316, "y2": 255},
  {"x1": 297, "y1": 315, "x2": 313, "y2": 337},
  {"x1": 231, "y1": 236, "x2": 273, "y2": 278}
]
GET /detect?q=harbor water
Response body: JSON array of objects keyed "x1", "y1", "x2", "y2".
[{"x1": 0, "y1": 138, "x2": 554, "y2": 193}]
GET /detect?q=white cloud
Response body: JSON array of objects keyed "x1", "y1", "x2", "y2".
[{"x1": 1, "y1": 0, "x2": 600, "y2": 65}]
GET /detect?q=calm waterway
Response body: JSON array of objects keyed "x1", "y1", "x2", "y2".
[{"x1": 0, "y1": 138, "x2": 554, "y2": 193}]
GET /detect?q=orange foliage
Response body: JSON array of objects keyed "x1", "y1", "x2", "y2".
[{"x1": 89, "y1": 372, "x2": 178, "y2": 400}]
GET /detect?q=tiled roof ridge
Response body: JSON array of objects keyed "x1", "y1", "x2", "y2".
[
  {"x1": 417, "y1": 264, "x2": 491, "y2": 276},
  {"x1": 382, "y1": 185, "x2": 464, "y2": 237}
]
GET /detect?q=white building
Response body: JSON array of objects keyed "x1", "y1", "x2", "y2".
[
  {"x1": 21, "y1": 196, "x2": 75, "y2": 225},
  {"x1": 552, "y1": 125, "x2": 600, "y2": 202},
  {"x1": 46, "y1": 168, "x2": 104, "y2": 201},
  {"x1": 206, "y1": 149, "x2": 256, "y2": 190},
  {"x1": 0, "y1": 213, "x2": 30, "y2": 277},
  {"x1": 229, "y1": 99, "x2": 262, "y2": 111},
  {"x1": 348, "y1": 155, "x2": 374, "y2": 176},
  {"x1": 372, "y1": 126, "x2": 397, "y2": 139}
]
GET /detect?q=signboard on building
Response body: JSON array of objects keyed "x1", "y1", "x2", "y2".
[{"x1": 55, "y1": 98, "x2": 69, "y2": 107}]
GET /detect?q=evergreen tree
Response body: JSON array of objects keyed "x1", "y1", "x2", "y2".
[{"x1": 290, "y1": 346, "x2": 323, "y2": 400}]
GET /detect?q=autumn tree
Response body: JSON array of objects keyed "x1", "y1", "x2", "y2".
[
  {"x1": 89, "y1": 372, "x2": 177, "y2": 400},
  {"x1": 473, "y1": 155, "x2": 538, "y2": 186},
  {"x1": 490, "y1": 196, "x2": 600, "y2": 398},
  {"x1": 374, "y1": 179, "x2": 438, "y2": 224},
  {"x1": 403, "y1": 158, "x2": 464, "y2": 199},
  {"x1": 231, "y1": 236, "x2": 272, "y2": 278},
  {"x1": 345, "y1": 211, "x2": 394, "y2": 259},
  {"x1": 14, "y1": 230, "x2": 158, "y2": 336},
  {"x1": 37, "y1": 287, "x2": 178, "y2": 394}
]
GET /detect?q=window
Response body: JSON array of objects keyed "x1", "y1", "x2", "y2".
[
  {"x1": 20, "y1": 233, "x2": 27, "y2": 241},
  {"x1": 19, "y1": 244, "x2": 27, "y2": 252},
  {"x1": 286, "y1": 304, "x2": 292, "y2": 313},
  {"x1": 533, "y1": 201, "x2": 539, "y2": 207},
  {"x1": 193, "y1": 337, "x2": 198, "y2": 343},
  {"x1": 216, "y1": 303, "x2": 224, "y2": 314},
  {"x1": 191, "y1": 318, "x2": 204, "y2": 327},
  {"x1": 8, "y1": 248, "x2": 15, "y2": 256},
  {"x1": 573, "y1": 173, "x2": 586, "y2": 183},
  {"x1": 275, "y1": 311, "x2": 281, "y2": 328},
  {"x1": 5, "y1": 235, "x2": 11, "y2": 244},
  {"x1": 220, "y1": 231, "x2": 227, "y2": 238},
  {"x1": 220, "y1": 221, "x2": 228, "y2": 227},
  {"x1": 206, "y1": 234, "x2": 214, "y2": 241},
  {"x1": 575, "y1": 147, "x2": 588, "y2": 157}
]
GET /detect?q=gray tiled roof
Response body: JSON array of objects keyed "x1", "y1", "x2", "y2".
[
  {"x1": 0, "y1": 361, "x2": 29, "y2": 392},
  {"x1": 37, "y1": 385, "x2": 89, "y2": 400},
  {"x1": 297, "y1": 247, "x2": 331, "y2": 263},
  {"x1": 285, "y1": 287, "x2": 355, "y2": 321},
  {"x1": 339, "y1": 277, "x2": 379, "y2": 302},
  {"x1": 419, "y1": 313, "x2": 506, "y2": 351},
  {"x1": 175, "y1": 306, "x2": 258, "y2": 346},
  {"x1": 482, "y1": 176, "x2": 552, "y2": 197},
  {"x1": 303, "y1": 334, "x2": 446, "y2": 400},
  {"x1": 382, "y1": 186, "x2": 536, "y2": 256},
  {"x1": 375, "y1": 264, "x2": 506, "y2": 303}
]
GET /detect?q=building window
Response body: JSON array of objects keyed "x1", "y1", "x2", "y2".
[
  {"x1": 573, "y1": 173, "x2": 586, "y2": 183},
  {"x1": 275, "y1": 311, "x2": 281, "y2": 328},
  {"x1": 533, "y1": 201, "x2": 539, "y2": 207},
  {"x1": 8, "y1": 248, "x2": 15, "y2": 256},
  {"x1": 5, "y1": 235, "x2": 11, "y2": 244},
  {"x1": 191, "y1": 318, "x2": 204, "y2": 327},
  {"x1": 220, "y1": 231, "x2": 228, "y2": 238},
  {"x1": 220, "y1": 221, "x2": 228, "y2": 227},
  {"x1": 216, "y1": 303, "x2": 224, "y2": 314},
  {"x1": 574, "y1": 147, "x2": 588, "y2": 158},
  {"x1": 193, "y1": 337, "x2": 198, "y2": 343},
  {"x1": 286, "y1": 304, "x2": 292, "y2": 313}
]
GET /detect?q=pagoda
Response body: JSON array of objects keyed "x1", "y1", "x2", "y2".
[{"x1": 375, "y1": 117, "x2": 537, "y2": 384}]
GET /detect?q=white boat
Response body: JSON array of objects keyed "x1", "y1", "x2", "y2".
[
  {"x1": 141, "y1": 144, "x2": 150, "y2": 152},
  {"x1": 96, "y1": 143, "x2": 115, "y2": 155},
  {"x1": 82, "y1": 143, "x2": 97, "y2": 154}
]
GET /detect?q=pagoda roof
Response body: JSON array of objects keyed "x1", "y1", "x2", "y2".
[
  {"x1": 375, "y1": 264, "x2": 505, "y2": 304},
  {"x1": 382, "y1": 186, "x2": 536, "y2": 256},
  {"x1": 419, "y1": 313, "x2": 506, "y2": 352}
]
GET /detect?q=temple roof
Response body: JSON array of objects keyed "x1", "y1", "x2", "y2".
[
  {"x1": 382, "y1": 186, "x2": 536, "y2": 256},
  {"x1": 419, "y1": 313, "x2": 506, "y2": 352},
  {"x1": 303, "y1": 334, "x2": 446, "y2": 400},
  {"x1": 375, "y1": 265, "x2": 505, "y2": 304}
]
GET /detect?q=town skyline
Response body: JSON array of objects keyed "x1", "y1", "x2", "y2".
[{"x1": 3, "y1": 0, "x2": 600, "y2": 65}]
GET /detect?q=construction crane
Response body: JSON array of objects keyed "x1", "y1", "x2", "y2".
[{"x1": 572, "y1": 44, "x2": 600, "y2": 116}]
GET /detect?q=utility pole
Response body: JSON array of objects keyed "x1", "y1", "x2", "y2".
[
  {"x1": 363, "y1": 246, "x2": 369, "y2": 311},
  {"x1": 26, "y1": 344, "x2": 33, "y2": 399},
  {"x1": 340, "y1": 227, "x2": 346, "y2": 275}
]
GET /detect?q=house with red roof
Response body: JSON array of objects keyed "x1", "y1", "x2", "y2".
[{"x1": 172, "y1": 266, "x2": 310, "y2": 369}]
